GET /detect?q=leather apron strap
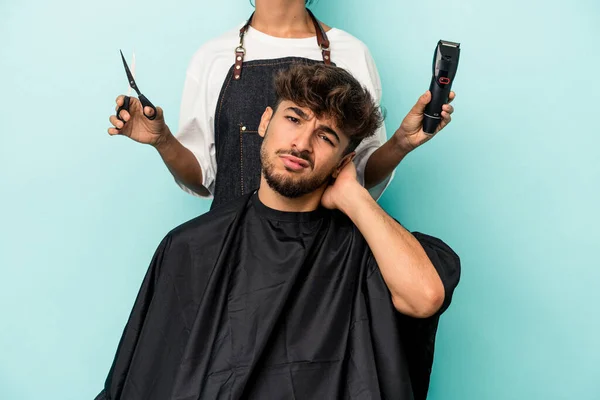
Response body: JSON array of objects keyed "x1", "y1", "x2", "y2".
[{"x1": 233, "y1": 8, "x2": 331, "y2": 80}]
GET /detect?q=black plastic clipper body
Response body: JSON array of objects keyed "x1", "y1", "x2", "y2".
[{"x1": 423, "y1": 40, "x2": 460, "y2": 134}]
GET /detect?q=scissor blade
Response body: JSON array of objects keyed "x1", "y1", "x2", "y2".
[
  {"x1": 120, "y1": 49, "x2": 141, "y2": 95},
  {"x1": 128, "y1": 52, "x2": 136, "y2": 96}
]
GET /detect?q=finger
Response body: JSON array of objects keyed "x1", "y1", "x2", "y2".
[
  {"x1": 435, "y1": 121, "x2": 446, "y2": 134},
  {"x1": 438, "y1": 113, "x2": 452, "y2": 129},
  {"x1": 108, "y1": 127, "x2": 121, "y2": 136},
  {"x1": 442, "y1": 104, "x2": 454, "y2": 114},
  {"x1": 146, "y1": 106, "x2": 164, "y2": 122},
  {"x1": 115, "y1": 109, "x2": 131, "y2": 123},
  {"x1": 448, "y1": 91, "x2": 456, "y2": 103},
  {"x1": 154, "y1": 106, "x2": 164, "y2": 120},
  {"x1": 409, "y1": 91, "x2": 431, "y2": 115},
  {"x1": 434, "y1": 111, "x2": 451, "y2": 135},
  {"x1": 115, "y1": 95, "x2": 138, "y2": 113},
  {"x1": 143, "y1": 106, "x2": 155, "y2": 118},
  {"x1": 109, "y1": 115, "x2": 125, "y2": 130},
  {"x1": 115, "y1": 95, "x2": 125, "y2": 107}
]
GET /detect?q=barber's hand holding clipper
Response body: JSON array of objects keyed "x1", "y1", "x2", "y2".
[
  {"x1": 394, "y1": 40, "x2": 460, "y2": 153},
  {"x1": 393, "y1": 91, "x2": 455, "y2": 152}
]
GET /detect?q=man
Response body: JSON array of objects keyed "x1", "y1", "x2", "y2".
[{"x1": 97, "y1": 63, "x2": 460, "y2": 400}]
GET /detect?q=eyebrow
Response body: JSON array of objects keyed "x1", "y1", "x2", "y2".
[{"x1": 286, "y1": 107, "x2": 341, "y2": 144}]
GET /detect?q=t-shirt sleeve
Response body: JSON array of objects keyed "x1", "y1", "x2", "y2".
[
  {"x1": 172, "y1": 53, "x2": 218, "y2": 198},
  {"x1": 351, "y1": 46, "x2": 394, "y2": 201}
]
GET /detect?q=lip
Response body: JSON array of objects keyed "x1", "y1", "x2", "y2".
[{"x1": 279, "y1": 154, "x2": 310, "y2": 171}]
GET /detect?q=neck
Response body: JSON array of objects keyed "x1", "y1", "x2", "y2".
[
  {"x1": 257, "y1": 175, "x2": 326, "y2": 212},
  {"x1": 252, "y1": 0, "x2": 315, "y2": 38}
]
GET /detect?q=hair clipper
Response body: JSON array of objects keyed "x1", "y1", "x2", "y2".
[{"x1": 423, "y1": 40, "x2": 460, "y2": 134}]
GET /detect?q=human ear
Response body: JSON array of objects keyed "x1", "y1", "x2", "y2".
[
  {"x1": 332, "y1": 152, "x2": 355, "y2": 178},
  {"x1": 258, "y1": 107, "x2": 274, "y2": 138}
]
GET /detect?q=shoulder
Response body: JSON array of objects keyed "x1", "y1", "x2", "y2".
[
  {"x1": 328, "y1": 209, "x2": 372, "y2": 254},
  {"x1": 328, "y1": 28, "x2": 372, "y2": 55},
  {"x1": 328, "y1": 28, "x2": 382, "y2": 95},
  {"x1": 192, "y1": 24, "x2": 242, "y2": 58},
  {"x1": 164, "y1": 194, "x2": 251, "y2": 248},
  {"x1": 185, "y1": 23, "x2": 243, "y2": 79}
]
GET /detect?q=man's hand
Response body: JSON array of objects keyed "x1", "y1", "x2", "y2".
[
  {"x1": 393, "y1": 91, "x2": 455, "y2": 153},
  {"x1": 321, "y1": 160, "x2": 365, "y2": 211},
  {"x1": 108, "y1": 95, "x2": 172, "y2": 148}
]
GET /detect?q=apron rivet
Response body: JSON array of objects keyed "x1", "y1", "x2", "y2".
[
  {"x1": 236, "y1": 65, "x2": 241, "y2": 70},
  {"x1": 241, "y1": 126, "x2": 247, "y2": 131},
  {"x1": 237, "y1": 56, "x2": 242, "y2": 61},
  {"x1": 235, "y1": 75, "x2": 240, "y2": 79}
]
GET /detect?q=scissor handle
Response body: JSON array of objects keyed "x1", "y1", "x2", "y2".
[
  {"x1": 116, "y1": 96, "x2": 131, "y2": 126},
  {"x1": 116, "y1": 95, "x2": 156, "y2": 126},
  {"x1": 139, "y1": 94, "x2": 157, "y2": 121}
]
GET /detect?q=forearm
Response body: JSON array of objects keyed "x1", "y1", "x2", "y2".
[
  {"x1": 363, "y1": 134, "x2": 409, "y2": 189},
  {"x1": 339, "y1": 185, "x2": 444, "y2": 317},
  {"x1": 154, "y1": 130, "x2": 209, "y2": 197}
]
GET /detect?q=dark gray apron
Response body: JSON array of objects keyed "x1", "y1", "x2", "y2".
[{"x1": 211, "y1": 9, "x2": 331, "y2": 210}]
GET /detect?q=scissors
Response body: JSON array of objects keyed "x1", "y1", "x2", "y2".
[{"x1": 116, "y1": 50, "x2": 156, "y2": 124}]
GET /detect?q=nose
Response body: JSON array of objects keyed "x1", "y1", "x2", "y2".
[{"x1": 290, "y1": 120, "x2": 315, "y2": 153}]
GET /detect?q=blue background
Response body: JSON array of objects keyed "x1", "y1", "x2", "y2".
[{"x1": 1, "y1": 0, "x2": 598, "y2": 398}]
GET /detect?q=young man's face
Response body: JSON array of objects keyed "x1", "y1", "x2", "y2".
[{"x1": 258, "y1": 100, "x2": 352, "y2": 198}]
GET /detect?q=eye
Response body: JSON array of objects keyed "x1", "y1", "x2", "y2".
[
  {"x1": 286, "y1": 116, "x2": 300, "y2": 124},
  {"x1": 319, "y1": 134, "x2": 334, "y2": 145}
]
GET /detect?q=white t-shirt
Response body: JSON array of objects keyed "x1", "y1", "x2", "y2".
[{"x1": 174, "y1": 23, "x2": 394, "y2": 200}]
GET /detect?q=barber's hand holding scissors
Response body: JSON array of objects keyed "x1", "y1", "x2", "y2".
[
  {"x1": 108, "y1": 95, "x2": 168, "y2": 146},
  {"x1": 107, "y1": 50, "x2": 170, "y2": 147}
]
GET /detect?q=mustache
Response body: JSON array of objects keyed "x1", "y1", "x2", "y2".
[{"x1": 276, "y1": 149, "x2": 313, "y2": 167}]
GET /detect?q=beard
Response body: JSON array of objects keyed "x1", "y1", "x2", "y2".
[{"x1": 260, "y1": 144, "x2": 335, "y2": 199}]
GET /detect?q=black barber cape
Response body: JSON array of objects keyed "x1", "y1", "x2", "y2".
[{"x1": 96, "y1": 193, "x2": 460, "y2": 400}]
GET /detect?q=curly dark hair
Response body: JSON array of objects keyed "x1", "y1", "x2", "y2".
[{"x1": 273, "y1": 62, "x2": 384, "y2": 154}]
